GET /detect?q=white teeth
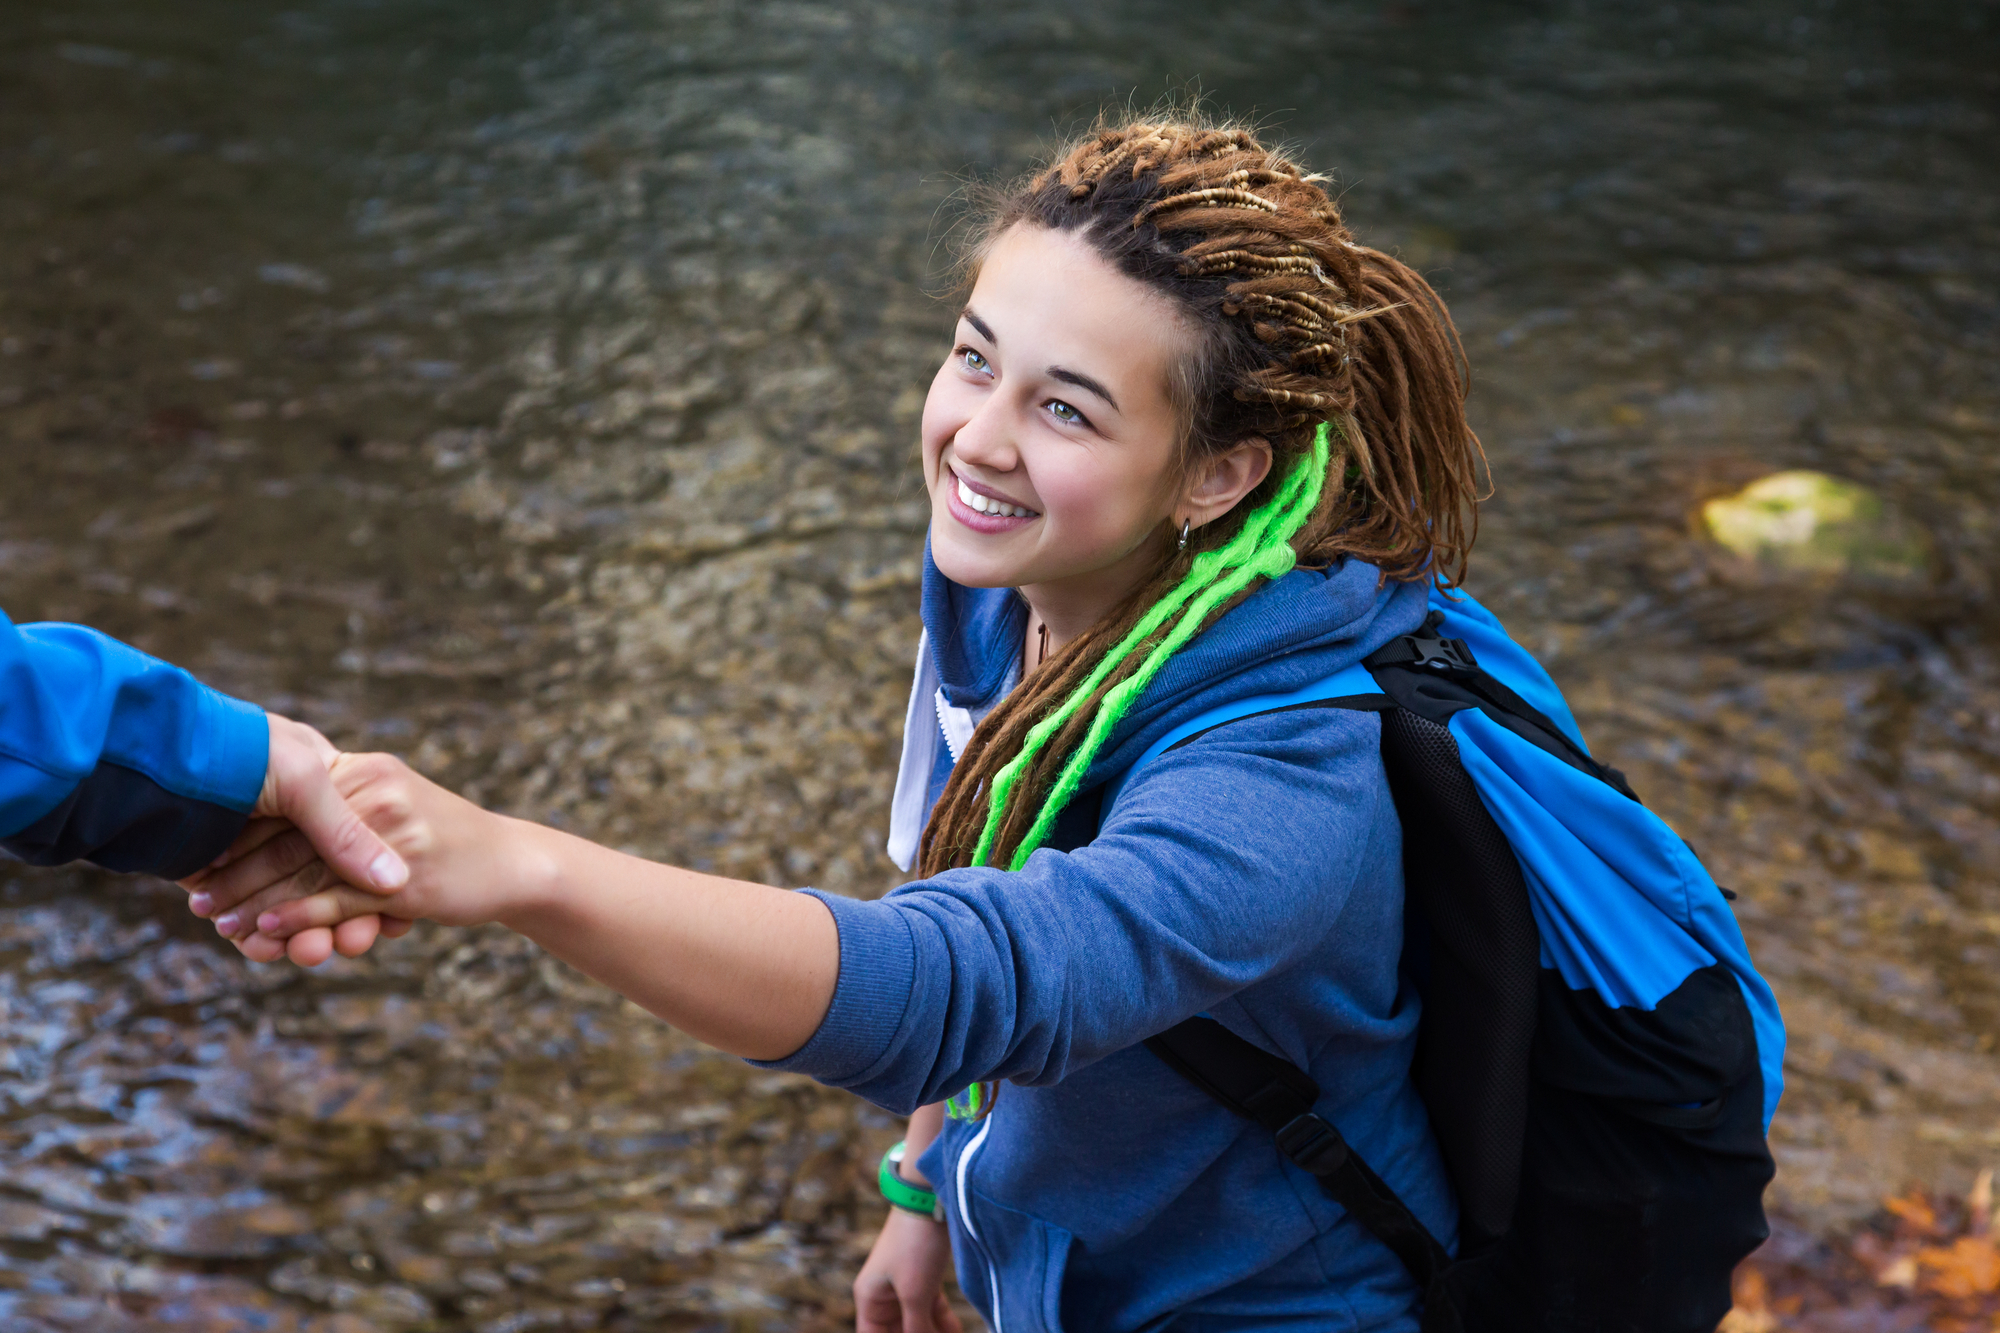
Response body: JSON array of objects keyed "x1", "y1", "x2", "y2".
[{"x1": 956, "y1": 475, "x2": 1034, "y2": 519}]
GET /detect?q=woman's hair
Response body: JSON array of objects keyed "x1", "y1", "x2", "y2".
[{"x1": 918, "y1": 112, "x2": 1484, "y2": 878}]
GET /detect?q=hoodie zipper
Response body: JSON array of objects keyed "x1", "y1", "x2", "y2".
[{"x1": 955, "y1": 1116, "x2": 1002, "y2": 1332}]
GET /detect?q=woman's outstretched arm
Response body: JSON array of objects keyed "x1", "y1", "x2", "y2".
[
  {"x1": 501, "y1": 822, "x2": 840, "y2": 1059},
  {"x1": 188, "y1": 752, "x2": 839, "y2": 1061},
  {"x1": 208, "y1": 704, "x2": 1391, "y2": 1108}
]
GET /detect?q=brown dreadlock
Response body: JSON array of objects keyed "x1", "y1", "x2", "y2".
[{"x1": 918, "y1": 113, "x2": 1487, "y2": 877}]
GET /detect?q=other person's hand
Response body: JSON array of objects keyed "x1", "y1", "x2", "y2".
[{"x1": 181, "y1": 714, "x2": 412, "y2": 966}]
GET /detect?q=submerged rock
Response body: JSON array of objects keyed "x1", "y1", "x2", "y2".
[
  {"x1": 1701, "y1": 471, "x2": 1928, "y2": 582},
  {"x1": 126, "y1": 1191, "x2": 316, "y2": 1259}
]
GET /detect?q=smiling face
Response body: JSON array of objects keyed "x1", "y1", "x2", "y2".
[{"x1": 920, "y1": 223, "x2": 1200, "y2": 633}]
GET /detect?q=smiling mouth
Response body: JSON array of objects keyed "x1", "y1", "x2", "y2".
[{"x1": 952, "y1": 471, "x2": 1039, "y2": 519}]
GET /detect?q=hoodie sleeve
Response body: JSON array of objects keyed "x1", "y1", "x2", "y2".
[
  {"x1": 0, "y1": 609, "x2": 268, "y2": 880},
  {"x1": 757, "y1": 705, "x2": 1398, "y2": 1113}
]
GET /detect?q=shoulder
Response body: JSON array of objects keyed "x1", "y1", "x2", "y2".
[
  {"x1": 1103, "y1": 703, "x2": 1390, "y2": 840},
  {"x1": 1150, "y1": 698, "x2": 1384, "y2": 780},
  {"x1": 1167, "y1": 703, "x2": 1386, "y2": 797}
]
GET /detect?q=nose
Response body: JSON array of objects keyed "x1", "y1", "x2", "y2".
[{"x1": 949, "y1": 393, "x2": 1021, "y2": 477}]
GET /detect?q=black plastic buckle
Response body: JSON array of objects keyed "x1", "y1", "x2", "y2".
[
  {"x1": 1274, "y1": 1112, "x2": 1352, "y2": 1176},
  {"x1": 1407, "y1": 634, "x2": 1477, "y2": 672}
]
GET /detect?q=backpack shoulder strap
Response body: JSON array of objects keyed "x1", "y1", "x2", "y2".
[
  {"x1": 1124, "y1": 627, "x2": 1537, "y2": 1277},
  {"x1": 1369, "y1": 611, "x2": 1640, "y2": 801},
  {"x1": 1147, "y1": 1018, "x2": 1453, "y2": 1295}
]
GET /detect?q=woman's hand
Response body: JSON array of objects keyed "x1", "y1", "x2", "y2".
[
  {"x1": 184, "y1": 811, "x2": 410, "y2": 965},
  {"x1": 188, "y1": 752, "x2": 548, "y2": 947},
  {"x1": 181, "y1": 715, "x2": 414, "y2": 966},
  {"x1": 854, "y1": 1208, "x2": 962, "y2": 1333}
]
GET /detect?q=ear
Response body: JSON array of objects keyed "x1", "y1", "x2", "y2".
[{"x1": 1178, "y1": 437, "x2": 1274, "y2": 532}]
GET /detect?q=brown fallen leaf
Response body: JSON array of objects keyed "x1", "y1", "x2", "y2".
[
  {"x1": 1873, "y1": 1253, "x2": 1919, "y2": 1289},
  {"x1": 1721, "y1": 1265, "x2": 1780, "y2": 1333},
  {"x1": 1884, "y1": 1189, "x2": 1941, "y2": 1236},
  {"x1": 1718, "y1": 1306, "x2": 1778, "y2": 1333},
  {"x1": 1918, "y1": 1236, "x2": 2000, "y2": 1299}
]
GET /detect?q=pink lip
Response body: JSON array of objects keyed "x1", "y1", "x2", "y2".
[{"x1": 945, "y1": 465, "x2": 1039, "y2": 534}]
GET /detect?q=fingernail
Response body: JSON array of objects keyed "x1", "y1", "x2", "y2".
[
  {"x1": 369, "y1": 851, "x2": 409, "y2": 890},
  {"x1": 258, "y1": 911, "x2": 283, "y2": 933},
  {"x1": 214, "y1": 913, "x2": 240, "y2": 935},
  {"x1": 188, "y1": 893, "x2": 213, "y2": 916}
]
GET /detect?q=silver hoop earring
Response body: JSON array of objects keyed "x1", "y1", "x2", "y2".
[{"x1": 1177, "y1": 518, "x2": 1191, "y2": 552}]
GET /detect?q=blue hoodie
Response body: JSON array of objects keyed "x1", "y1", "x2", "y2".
[{"x1": 764, "y1": 552, "x2": 1454, "y2": 1331}]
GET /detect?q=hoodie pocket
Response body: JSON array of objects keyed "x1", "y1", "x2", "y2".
[{"x1": 960, "y1": 1188, "x2": 1074, "y2": 1333}]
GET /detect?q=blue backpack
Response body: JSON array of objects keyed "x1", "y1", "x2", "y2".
[{"x1": 1110, "y1": 589, "x2": 1783, "y2": 1332}]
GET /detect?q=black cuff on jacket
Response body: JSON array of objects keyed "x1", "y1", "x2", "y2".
[{"x1": 2, "y1": 761, "x2": 252, "y2": 881}]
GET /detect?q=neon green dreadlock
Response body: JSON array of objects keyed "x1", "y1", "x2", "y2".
[{"x1": 971, "y1": 420, "x2": 1335, "y2": 871}]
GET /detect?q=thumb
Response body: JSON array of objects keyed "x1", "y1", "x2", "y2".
[{"x1": 260, "y1": 714, "x2": 408, "y2": 894}]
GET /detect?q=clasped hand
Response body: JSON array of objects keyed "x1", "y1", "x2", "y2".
[{"x1": 182, "y1": 728, "x2": 532, "y2": 964}]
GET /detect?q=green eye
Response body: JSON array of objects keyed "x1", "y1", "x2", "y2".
[
  {"x1": 1048, "y1": 400, "x2": 1081, "y2": 424},
  {"x1": 961, "y1": 348, "x2": 990, "y2": 373}
]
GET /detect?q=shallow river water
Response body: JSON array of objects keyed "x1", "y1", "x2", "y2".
[{"x1": 1, "y1": 1, "x2": 1997, "y2": 1328}]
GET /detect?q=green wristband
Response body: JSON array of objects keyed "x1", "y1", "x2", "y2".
[{"x1": 878, "y1": 1141, "x2": 942, "y2": 1221}]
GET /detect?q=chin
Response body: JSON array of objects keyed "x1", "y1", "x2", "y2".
[{"x1": 930, "y1": 528, "x2": 1026, "y2": 590}]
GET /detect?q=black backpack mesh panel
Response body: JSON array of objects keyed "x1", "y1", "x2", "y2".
[{"x1": 1379, "y1": 707, "x2": 1541, "y2": 1254}]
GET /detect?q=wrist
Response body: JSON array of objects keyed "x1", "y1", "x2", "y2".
[
  {"x1": 878, "y1": 1140, "x2": 943, "y2": 1222},
  {"x1": 493, "y1": 817, "x2": 567, "y2": 925},
  {"x1": 895, "y1": 1147, "x2": 931, "y2": 1190}
]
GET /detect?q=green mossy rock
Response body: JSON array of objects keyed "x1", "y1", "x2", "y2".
[{"x1": 1701, "y1": 471, "x2": 1929, "y2": 582}]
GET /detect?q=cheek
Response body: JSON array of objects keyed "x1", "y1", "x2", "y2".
[
  {"x1": 919, "y1": 366, "x2": 966, "y2": 481},
  {"x1": 1039, "y1": 452, "x2": 1165, "y2": 545}
]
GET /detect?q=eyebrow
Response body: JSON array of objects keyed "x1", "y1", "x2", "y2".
[
  {"x1": 1047, "y1": 366, "x2": 1120, "y2": 413},
  {"x1": 960, "y1": 308, "x2": 997, "y2": 345},
  {"x1": 958, "y1": 306, "x2": 1121, "y2": 414}
]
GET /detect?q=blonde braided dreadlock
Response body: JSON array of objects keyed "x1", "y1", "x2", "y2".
[{"x1": 918, "y1": 113, "x2": 1485, "y2": 879}]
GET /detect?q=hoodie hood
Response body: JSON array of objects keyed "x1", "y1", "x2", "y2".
[{"x1": 914, "y1": 539, "x2": 1430, "y2": 791}]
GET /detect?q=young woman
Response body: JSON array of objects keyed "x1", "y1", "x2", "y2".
[{"x1": 188, "y1": 115, "x2": 1486, "y2": 1332}]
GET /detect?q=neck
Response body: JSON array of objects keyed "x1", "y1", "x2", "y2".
[{"x1": 1017, "y1": 535, "x2": 1167, "y2": 666}]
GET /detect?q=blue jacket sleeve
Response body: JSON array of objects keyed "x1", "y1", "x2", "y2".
[
  {"x1": 759, "y1": 707, "x2": 1399, "y2": 1113},
  {"x1": 0, "y1": 608, "x2": 268, "y2": 879}
]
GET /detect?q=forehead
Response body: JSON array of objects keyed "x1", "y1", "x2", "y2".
[{"x1": 967, "y1": 224, "x2": 1187, "y2": 408}]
